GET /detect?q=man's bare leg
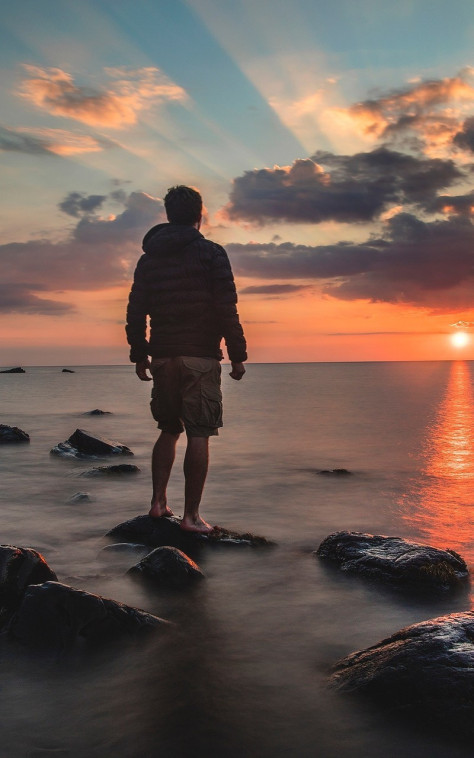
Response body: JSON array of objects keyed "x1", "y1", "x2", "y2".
[
  {"x1": 181, "y1": 436, "x2": 214, "y2": 533},
  {"x1": 149, "y1": 431, "x2": 180, "y2": 518}
]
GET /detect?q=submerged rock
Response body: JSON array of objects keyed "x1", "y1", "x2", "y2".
[
  {"x1": 81, "y1": 464, "x2": 140, "y2": 476},
  {"x1": 318, "y1": 468, "x2": 352, "y2": 476},
  {"x1": 316, "y1": 531, "x2": 469, "y2": 592},
  {"x1": 83, "y1": 409, "x2": 112, "y2": 415},
  {"x1": 50, "y1": 428, "x2": 133, "y2": 459},
  {"x1": 0, "y1": 367, "x2": 25, "y2": 373},
  {"x1": 0, "y1": 425, "x2": 30, "y2": 444},
  {"x1": 330, "y1": 612, "x2": 474, "y2": 737},
  {"x1": 5, "y1": 581, "x2": 168, "y2": 654},
  {"x1": 68, "y1": 492, "x2": 91, "y2": 503},
  {"x1": 99, "y1": 543, "x2": 149, "y2": 561},
  {"x1": 106, "y1": 515, "x2": 274, "y2": 551},
  {"x1": 0, "y1": 545, "x2": 57, "y2": 613},
  {"x1": 128, "y1": 546, "x2": 205, "y2": 589}
]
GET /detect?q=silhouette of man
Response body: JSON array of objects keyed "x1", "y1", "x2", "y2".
[{"x1": 126, "y1": 186, "x2": 247, "y2": 533}]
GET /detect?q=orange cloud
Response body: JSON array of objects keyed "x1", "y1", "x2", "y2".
[
  {"x1": 324, "y1": 71, "x2": 474, "y2": 156},
  {"x1": 19, "y1": 65, "x2": 187, "y2": 128}
]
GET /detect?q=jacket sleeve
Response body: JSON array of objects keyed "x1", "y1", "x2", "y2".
[
  {"x1": 210, "y1": 245, "x2": 247, "y2": 363},
  {"x1": 125, "y1": 255, "x2": 150, "y2": 363}
]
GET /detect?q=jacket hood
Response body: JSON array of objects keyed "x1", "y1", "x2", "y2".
[{"x1": 142, "y1": 223, "x2": 203, "y2": 256}]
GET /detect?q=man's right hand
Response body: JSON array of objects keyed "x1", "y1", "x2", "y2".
[
  {"x1": 135, "y1": 359, "x2": 152, "y2": 381},
  {"x1": 229, "y1": 361, "x2": 245, "y2": 380}
]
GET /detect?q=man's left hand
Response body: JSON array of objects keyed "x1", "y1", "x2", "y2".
[{"x1": 135, "y1": 359, "x2": 152, "y2": 381}]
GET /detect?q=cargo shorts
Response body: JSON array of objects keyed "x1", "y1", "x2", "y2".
[{"x1": 150, "y1": 356, "x2": 223, "y2": 438}]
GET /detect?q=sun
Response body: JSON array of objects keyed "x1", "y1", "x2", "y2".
[{"x1": 450, "y1": 332, "x2": 470, "y2": 348}]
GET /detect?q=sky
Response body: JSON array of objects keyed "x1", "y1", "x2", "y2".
[{"x1": 0, "y1": 0, "x2": 473, "y2": 365}]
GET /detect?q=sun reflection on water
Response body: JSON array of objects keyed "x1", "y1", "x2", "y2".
[{"x1": 399, "y1": 361, "x2": 474, "y2": 561}]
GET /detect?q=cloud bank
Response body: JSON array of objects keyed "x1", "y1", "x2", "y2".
[
  {"x1": 0, "y1": 191, "x2": 165, "y2": 314},
  {"x1": 228, "y1": 212, "x2": 474, "y2": 311}
]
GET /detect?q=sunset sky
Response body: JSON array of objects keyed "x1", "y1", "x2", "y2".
[{"x1": 1, "y1": 0, "x2": 473, "y2": 365}]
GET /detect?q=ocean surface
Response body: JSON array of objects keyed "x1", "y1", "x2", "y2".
[{"x1": 1, "y1": 361, "x2": 474, "y2": 757}]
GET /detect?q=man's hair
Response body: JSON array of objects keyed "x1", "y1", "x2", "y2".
[{"x1": 164, "y1": 185, "x2": 203, "y2": 225}]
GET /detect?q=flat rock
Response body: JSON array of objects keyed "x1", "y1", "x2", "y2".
[
  {"x1": 128, "y1": 546, "x2": 204, "y2": 589},
  {"x1": 0, "y1": 425, "x2": 30, "y2": 443},
  {"x1": 83, "y1": 409, "x2": 112, "y2": 415},
  {"x1": 106, "y1": 515, "x2": 274, "y2": 551},
  {"x1": 0, "y1": 367, "x2": 25, "y2": 373},
  {"x1": 50, "y1": 428, "x2": 133, "y2": 459},
  {"x1": 81, "y1": 464, "x2": 140, "y2": 476},
  {"x1": 62, "y1": 368, "x2": 75, "y2": 373},
  {"x1": 316, "y1": 531, "x2": 469, "y2": 592},
  {"x1": 330, "y1": 611, "x2": 474, "y2": 737},
  {"x1": 5, "y1": 581, "x2": 168, "y2": 654},
  {"x1": 0, "y1": 545, "x2": 57, "y2": 614}
]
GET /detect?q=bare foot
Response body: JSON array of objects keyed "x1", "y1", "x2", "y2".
[
  {"x1": 180, "y1": 516, "x2": 215, "y2": 535},
  {"x1": 149, "y1": 504, "x2": 174, "y2": 519}
]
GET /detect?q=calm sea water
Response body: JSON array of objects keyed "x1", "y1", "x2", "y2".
[{"x1": 1, "y1": 361, "x2": 474, "y2": 757}]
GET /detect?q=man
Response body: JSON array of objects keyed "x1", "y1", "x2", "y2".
[{"x1": 126, "y1": 185, "x2": 247, "y2": 534}]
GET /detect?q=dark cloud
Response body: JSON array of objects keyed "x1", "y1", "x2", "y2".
[
  {"x1": 1, "y1": 190, "x2": 164, "y2": 313},
  {"x1": 0, "y1": 125, "x2": 51, "y2": 154},
  {"x1": 227, "y1": 213, "x2": 474, "y2": 310},
  {"x1": 58, "y1": 192, "x2": 107, "y2": 217},
  {"x1": 0, "y1": 284, "x2": 74, "y2": 314},
  {"x1": 240, "y1": 283, "x2": 312, "y2": 296},
  {"x1": 425, "y1": 191, "x2": 474, "y2": 216},
  {"x1": 225, "y1": 148, "x2": 463, "y2": 224},
  {"x1": 453, "y1": 117, "x2": 474, "y2": 152}
]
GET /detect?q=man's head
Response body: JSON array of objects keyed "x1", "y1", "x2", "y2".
[{"x1": 164, "y1": 185, "x2": 203, "y2": 226}]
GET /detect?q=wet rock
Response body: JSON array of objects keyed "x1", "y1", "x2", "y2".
[
  {"x1": 68, "y1": 492, "x2": 91, "y2": 503},
  {"x1": 106, "y1": 515, "x2": 274, "y2": 551},
  {"x1": 81, "y1": 464, "x2": 140, "y2": 476},
  {"x1": 50, "y1": 428, "x2": 133, "y2": 459},
  {"x1": 128, "y1": 546, "x2": 205, "y2": 589},
  {"x1": 318, "y1": 468, "x2": 352, "y2": 476},
  {"x1": 83, "y1": 409, "x2": 112, "y2": 415},
  {"x1": 62, "y1": 368, "x2": 75, "y2": 373},
  {"x1": 0, "y1": 425, "x2": 30, "y2": 444},
  {"x1": 330, "y1": 611, "x2": 474, "y2": 737},
  {"x1": 316, "y1": 531, "x2": 469, "y2": 592},
  {"x1": 0, "y1": 546, "x2": 57, "y2": 614},
  {"x1": 5, "y1": 581, "x2": 168, "y2": 654},
  {"x1": 0, "y1": 367, "x2": 25, "y2": 373}
]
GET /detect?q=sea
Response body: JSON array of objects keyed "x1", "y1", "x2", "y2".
[{"x1": 1, "y1": 361, "x2": 474, "y2": 758}]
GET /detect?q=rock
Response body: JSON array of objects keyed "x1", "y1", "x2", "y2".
[
  {"x1": 83, "y1": 409, "x2": 112, "y2": 415},
  {"x1": 50, "y1": 428, "x2": 133, "y2": 459},
  {"x1": 68, "y1": 492, "x2": 91, "y2": 503},
  {"x1": 0, "y1": 367, "x2": 25, "y2": 373},
  {"x1": 62, "y1": 368, "x2": 75, "y2": 373},
  {"x1": 318, "y1": 468, "x2": 352, "y2": 476},
  {"x1": 128, "y1": 546, "x2": 205, "y2": 589},
  {"x1": 0, "y1": 425, "x2": 30, "y2": 444},
  {"x1": 106, "y1": 515, "x2": 274, "y2": 551},
  {"x1": 315, "y1": 531, "x2": 469, "y2": 592},
  {"x1": 5, "y1": 581, "x2": 168, "y2": 654},
  {"x1": 330, "y1": 611, "x2": 474, "y2": 737},
  {"x1": 0, "y1": 545, "x2": 57, "y2": 614},
  {"x1": 81, "y1": 464, "x2": 140, "y2": 476}
]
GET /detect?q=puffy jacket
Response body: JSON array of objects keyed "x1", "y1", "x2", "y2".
[{"x1": 126, "y1": 223, "x2": 247, "y2": 364}]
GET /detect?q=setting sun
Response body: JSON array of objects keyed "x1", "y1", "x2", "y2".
[{"x1": 451, "y1": 332, "x2": 470, "y2": 348}]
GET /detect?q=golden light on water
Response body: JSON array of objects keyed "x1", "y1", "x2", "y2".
[{"x1": 400, "y1": 361, "x2": 474, "y2": 560}]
